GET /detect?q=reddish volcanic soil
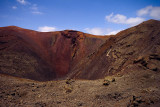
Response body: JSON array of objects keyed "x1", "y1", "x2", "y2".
[
  {"x1": 0, "y1": 27, "x2": 107, "y2": 80},
  {"x1": 0, "y1": 19, "x2": 160, "y2": 106},
  {"x1": 0, "y1": 20, "x2": 160, "y2": 81}
]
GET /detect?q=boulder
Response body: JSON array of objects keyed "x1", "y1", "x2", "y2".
[{"x1": 103, "y1": 76, "x2": 115, "y2": 86}]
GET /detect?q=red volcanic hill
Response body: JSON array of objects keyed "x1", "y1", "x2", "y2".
[
  {"x1": 0, "y1": 19, "x2": 160, "y2": 81},
  {"x1": 0, "y1": 26, "x2": 107, "y2": 81}
]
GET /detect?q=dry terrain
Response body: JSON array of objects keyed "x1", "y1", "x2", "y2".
[
  {"x1": 0, "y1": 65, "x2": 160, "y2": 106},
  {"x1": 0, "y1": 19, "x2": 160, "y2": 106}
]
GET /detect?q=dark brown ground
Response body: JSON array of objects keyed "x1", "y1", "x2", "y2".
[{"x1": 0, "y1": 64, "x2": 160, "y2": 107}]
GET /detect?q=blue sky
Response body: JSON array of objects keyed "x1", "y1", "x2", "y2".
[{"x1": 0, "y1": 0, "x2": 160, "y2": 35}]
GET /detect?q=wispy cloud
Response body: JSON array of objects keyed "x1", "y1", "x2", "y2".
[
  {"x1": 137, "y1": 6, "x2": 160, "y2": 19},
  {"x1": 106, "y1": 29, "x2": 122, "y2": 35},
  {"x1": 15, "y1": 0, "x2": 43, "y2": 15},
  {"x1": 38, "y1": 26, "x2": 56, "y2": 32},
  {"x1": 31, "y1": 4, "x2": 43, "y2": 15},
  {"x1": 31, "y1": 4, "x2": 38, "y2": 10},
  {"x1": 16, "y1": 0, "x2": 27, "y2": 5},
  {"x1": 85, "y1": 28, "x2": 110, "y2": 35},
  {"x1": 106, "y1": 13, "x2": 145, "y2": 26},
  {"x1": 32, "y1": 11, "x2": 43, "y2": 15},
  {"x1": 12, "y1": 6, "x2": 17, "y2": 9},
  {"x1": 84, "y1": 28, "x2": 121, "y2": 35}
]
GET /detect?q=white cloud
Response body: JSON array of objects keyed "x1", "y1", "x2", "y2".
[
  {"x1": 106, "y1": 30, "x2": 122, "y2": 35},
  {"x1": 150, "y1": 7, "x2": 160, "y2": 19},
  {"x1": 84, "y1": 28, "x2": 122, "y2": 35},
  {"x1": 137, "y1": 6, "x2": 152, "y2": 16},
  {"x1": 85, "y1": 28, "x2": 111, "y2": 35},
  {"x1": 38, "y1": 26, "x2": 56, "y2": 32},
  {"x1": 12, "y1": 6, "x2": 17, "y2": 9},
  {"x1": 106, "y1": 13, "x2": 145, "y2": 26},
  {"x1": 106, "y1": 13, "x2": 126, "y2": 23},
  {"x1": 16, "y1": 0, "x2": 27, "y2": 5},
  {"x1": 137, "y1": 6, "x2": 160, "y2": 19}
]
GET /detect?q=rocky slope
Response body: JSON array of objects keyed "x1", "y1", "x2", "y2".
[
  {"x1": 68, "y1": 19, "x2": 160, "y2": 79},
  {"x1": 0, "y1": 27, "x2": 107, "y2": 81},
  {"x1": 0, "y1": 19, "x2": 160, "y2": 107},
  {"x1": 0, "y1": 20, "x2": 160, "y2": 81}
]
